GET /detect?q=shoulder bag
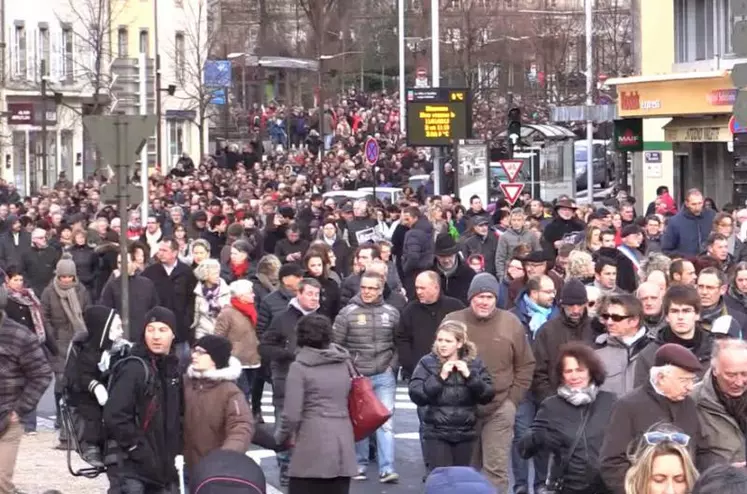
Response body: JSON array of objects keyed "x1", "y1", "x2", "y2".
[
  {"x1": 546, "y1": 403, "x2": 593, "y2": 494},
  {"x1": 347, "y1": 360, "x2": 392, "y2": 441}
]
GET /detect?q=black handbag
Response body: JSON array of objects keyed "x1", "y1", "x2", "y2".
[{"x1": 546, "y1": 403, "x2": 593, "y2": 494}]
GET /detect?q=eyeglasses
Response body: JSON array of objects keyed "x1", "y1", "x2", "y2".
[
  {"x1": 643, "y1": 431, "x2": 690, "y2": 447},
  {"x1": 600, "y1": 313, "x2": 631, "y2": 322}
]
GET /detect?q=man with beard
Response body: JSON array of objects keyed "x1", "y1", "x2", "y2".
[
  {"x1": 662, "y1": 188, "x2": 716, "y2": 256},
  {"x1": 692, "y1": 339, "x2": 747, "y2": 469},
  {"x1": 697, "y1": 268, "x2": 747, "y2": 338},
  {"x1": 432, "y1": 234, "x2": 474, "y2": 304},
  {"x1": 541, "y1": 199, "x2": 585, "y2": 257},
  {"x1": 670, "y1": 258, "x2": 697, "y2": 286},
  {"x1": 634, "y1": 285, "x2": 714, "y2": 387},
  {"x1": 637, "y1": 281, "x2": 666, "y2": 335}
]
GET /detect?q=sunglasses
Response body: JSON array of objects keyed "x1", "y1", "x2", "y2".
[
  {"x1": 600, "y1": 313, "x2": 631, "y2": 322},
  {"x1": 643, "y1": 431, "x2": 690, "y2": 447}
]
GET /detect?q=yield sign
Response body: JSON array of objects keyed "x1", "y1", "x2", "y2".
[
  {"x1": 500, "y1": 182, "x2": 525, "y2": 205},
  {"x1": 499, "y1": 159, "x2": 524, "y2": 182}
]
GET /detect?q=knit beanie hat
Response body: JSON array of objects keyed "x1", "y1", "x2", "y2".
[
  {"x1": 559, "y1": 278, "x2": 588, "y2": 306},
  {"x1": 56, "y1": 253, "x2": 78, "y2": 278},
  {"x1": 467, "y1": 273, "x2": 501, "y2": 301},
  {"x1": 144, "y1": 306, "x2": 177, "y2": 334},
  {"x1": 195, "y1": 335, "x2": 232, "y2": 369}
]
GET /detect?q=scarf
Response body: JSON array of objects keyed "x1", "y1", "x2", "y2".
[
  {"x1": 231, "y1": 297, "x2": 257, "y2": 326},
  {"x1": 728, "y1": 285, "x2": 747, "y2": 311},
  {"x1": 701, "y1": 300, "x2": 728, "y2": 327},
  {"x1": 711, "y1": 372, "x2": 747, "y2": 434},
  {"x1": 231, "y1": 260, "x2": 249, "y2": 279},
  {"x1": 202, "y1": 283, "x2": 222, "y2": 319},
  {"x1": 523, "y1": 294, "x2": 553, "y2": 335},
  {"x1": 8, "y1": 288, "x2": 46, "y2": 343},
  {"x1": 557, "y1": 384, "x2": 599, "y2": 406},
  {"x1": 53, "y1": 278, "x2": 87, "y2": 335}
]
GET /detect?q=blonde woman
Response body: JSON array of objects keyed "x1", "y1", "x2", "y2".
[
  {"x1": 427, "y1": 205, "x2": 449, "y2": 238},
  {"x1": 624, "y1": 427, "x2": 698, "y2": 494},
  {"x1": 192, "y1": 259, "x2": 231, "y2": 339},
  {"x1": 407, "y1": 320, "x2": 494, "y2": 470},
  {"x1": 566, "y1": 250, "x2": 595, "y2": 284}
]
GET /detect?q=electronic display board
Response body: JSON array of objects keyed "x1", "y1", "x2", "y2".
[{"x1": 405, "y1": 88, "x2": 472, "y2": 147}]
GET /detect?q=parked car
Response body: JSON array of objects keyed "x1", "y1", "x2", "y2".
[{"x1": 575, "y1": 140, "x2": 613, "y2": 191}]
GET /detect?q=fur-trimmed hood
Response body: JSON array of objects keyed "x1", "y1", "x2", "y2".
[{"x1": 186, "y1": 356, "x2": 242, "y2": 382}]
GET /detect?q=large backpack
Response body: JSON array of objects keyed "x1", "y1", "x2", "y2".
[{"x1": 190, "y1": 450, "x2": 266, "y2": 493}]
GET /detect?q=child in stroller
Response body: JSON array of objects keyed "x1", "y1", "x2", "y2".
[{"x1": 61, "y1": 305, "x2": 130, "y2": 468}]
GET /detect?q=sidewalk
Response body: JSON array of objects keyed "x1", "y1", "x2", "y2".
[{"x1": 12, "y1": 432, "x2": 283, "y2": 494}]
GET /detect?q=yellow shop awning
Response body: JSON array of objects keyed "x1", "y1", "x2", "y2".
[{"x1": 663, "y1": 116, "x2": 731, "y2": 143}]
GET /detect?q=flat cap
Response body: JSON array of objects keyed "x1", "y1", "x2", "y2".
[{"x1": 654, "y1": 343, "x2": 703, "y2": 373}]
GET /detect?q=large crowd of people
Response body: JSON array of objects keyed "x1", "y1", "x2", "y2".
[{"x1": 2, "y1": 89, "x2": 747, "y2": 494}]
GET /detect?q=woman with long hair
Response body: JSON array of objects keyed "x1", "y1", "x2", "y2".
[
  {"x1": 193, "y1": 259, "x2": 231, "y2": 339},
  {"x1": 173, "y1": 223, "x2": 193, "y2": 265},
  {"x1": 408, "y1": 320, "x2": 494, "y2": 470},
  {"x1": 303, "y1": 250, "x2": 341, "y2": 319},
  {"x1": 624, "y1": 426, "x2": 698, "y2": 494},
  {"x1": 726, "y1": 261, "x2": 747, "y2": 313},
  {"x1": 519, "y1": 342, "x2": 617, "y2": 494}
]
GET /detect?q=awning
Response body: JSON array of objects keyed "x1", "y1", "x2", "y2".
[
  {"x1": 497, "y1": 123, "x2": 576, "y2": 140},
  {"x1": 663, "y1": 116, "x2": 731, "y2": 143}
]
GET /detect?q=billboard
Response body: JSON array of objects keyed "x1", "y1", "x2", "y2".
[
  {"x1": 455, "y1": 139, "x2": 488, "y2": 205},
  {"x1": 204, "y1": 60, "x2": 232, "y2": 88},
  {"x1": 406, "y1": 88, "x2": 472, "y2": 147}
]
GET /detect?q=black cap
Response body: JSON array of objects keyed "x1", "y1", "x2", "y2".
[
  {"x1": 654, "y1": 344, "x2": 703, "y2": 373},
  {"x1": 523, "y1": 250, "x2": 547, "y2": 264},
  {"x1": 144, "y1": 307, "x2": 177, "y2": 335},
  {"x1": 559, "y1": 279, "x2": 588, "y2": 306},
  {"x1": 195, "y1": 334, "x2": 233, "y2": 369}
]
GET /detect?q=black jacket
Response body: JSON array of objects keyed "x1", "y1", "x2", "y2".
[
  {"x1": 541, "y1": 216, "x2": 586, "y2": 257},
  {"x1": 99, "y1": 274, "x2": 160, "y2": 342},
  {"x1": 103, "y1": 343, "x2": 183, "y2": 488},
  {"x1": 462, "y1": 232, "x2": 498, "y2": 276},
  {"x1": 307, "y1": 273, "x2": 340, "y2": 320},
  {"x1": 68, "y1": 244, "x2": 98, "y2": 291},
  {"x1": 5, "y1": 297, "x2": 58, "y2": 359},
  {"x1": 519, "y1": 391, "x2": 617, "y2": 494},
  {"x1": 408, "y1": 352, "x2": 494, "y2": 442},
  {"x1": 255, "y1": 287, "x2": 294, "y2": 341},
  {"x1": 435, "y1": 258, "x2": 475, "y2": 305},
  {"x1": 402, "y1": 216, "x2": 435, "y2": 275},
  {"x1": 0, "y1": 231, "x2": 30, "y2": 271},
  {"x1": 22, "y1": 245, "x2": 61, "y2": 297},
  {"x1": 201, "y1": 230, "x2": 226, "y2": 259},
  {"x1": 274, "y1": 238, "x2": 309, "y2": 265},
  {"x1": 395, "y1": 295, "x2": 465, "y2": 378},
  {"x1": 141, "y1": 262, "x2": 197, "y2": 344}
]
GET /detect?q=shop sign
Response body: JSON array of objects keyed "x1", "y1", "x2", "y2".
[
  {"x1": 616, "y1": 75, "x2": 735, "y2": 118},
  {"x1": 664, "y1": 126, "x2": 730, "y2": 142},
  {"x1": 614, "y1": 118, "x2": 644, "y2": 152},
  {"x1": 620, "y1": 91, "x2": 640, "y2": 111},
  {"x1": 7, "y1": 103, "x2": 33, "y2": 124},
  {"x1": 708, "y1": 89, "x2": 737, "y2": 106}
]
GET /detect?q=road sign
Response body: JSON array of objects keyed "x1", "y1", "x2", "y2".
[
  {"x1": 364, "y1": 137, "x2": 380, "y2": 166},
  {"x1": 100, "y1": 183, "x2": 144, "y2": 205},
  {"x1": 83, "y1": 115, "x2": 157, "y2": 168},
  {"x1": 499, "y1": 160, "x2": 523, "y2": 182},
  {"x1": 730, "y1": 115, "x2": 747, "y2": 134},
  {"x1": 500, "y1": 182, "x2": 525, "y2": 205}
]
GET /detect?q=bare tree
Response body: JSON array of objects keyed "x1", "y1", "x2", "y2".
[{"x1": 166, "y1": 0, "x2": 218, "y2": 157}]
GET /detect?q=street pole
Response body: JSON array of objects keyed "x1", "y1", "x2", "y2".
[
  {"x1": 360, "y1": 54, "x2": 364, "y2": 92},
  {"x1": 155, "y1": 0, "x2": 163, "y2": 171},
  {"x1": 430, "y1": 0, "x2": 441, "y2": 195},
  {"x1": 40, "y1": 59, "x2": 48, "y2": 188},
  {"x1": 585, "y1": 0, "x2": 594, "y2": 201},
  {"x1": 114, "y1": 114, "x2": 131, "y2": 339},
  {"x1": 398, "y1": 0, "x2": 405, "y2": 133},
  {"x1": 222, "y1": 43, "x2": 230, "y2": 145}
]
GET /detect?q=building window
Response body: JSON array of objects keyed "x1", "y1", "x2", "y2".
[
  {"x1": 62, "y1": 27, "x2": 73, "y2": 80},
  {"x1": 168, "y1": 120, "x2": 187, "y2": 161},
  {"x1": 39, "y1": 26, "x2": 50, "y2": 77},
  {"x1": 175, "y1": 32, "x2": 185, "y2": 81},
  {"x1": 118, "y1": 28, "x2": 128, "y2": 57},
  {"x1": 139, "y1": 29, "x2": 149, "y2": 54},
  {"x1": 674, "y1": 0, "x2": 731, "y2": 63},
  {"x1": 12, "y1": 24, "x2": 27, "y2": 79}
]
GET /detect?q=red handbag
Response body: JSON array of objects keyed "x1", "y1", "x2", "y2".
[{"x1": 347, "y1": 361, "x2": 392, "y2": 441}]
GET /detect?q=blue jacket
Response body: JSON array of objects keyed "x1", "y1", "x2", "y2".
[{"x1": 661, "y1": 207, "x2": 716, "y2": 256}]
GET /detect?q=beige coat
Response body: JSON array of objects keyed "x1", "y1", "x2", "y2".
[{"x1": 214, "y1": 304, "x2": 261, "y2": 367}]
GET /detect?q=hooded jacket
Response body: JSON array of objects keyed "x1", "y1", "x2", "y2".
[
  {"x1": 661, "y1": 206, "x2": 716, "y2": 256},
  {"x1": 402, "y1": 216, "x2": 435, "y2": 275},
  {"x1": 99, "y1": 273, "x2": 160, "y2": 343},
  {"x1": 332, "y1": 294, "x2": 399, "y2": 377},
  {"x1": 183, "y1": 357, "x2": 253, "y2": 469}
]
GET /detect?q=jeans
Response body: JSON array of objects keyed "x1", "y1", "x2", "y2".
[
  {"x1": 511, "y1": 395, "x2": 549, "y2": 492},
  {"x1": 237, "y1": 368, "x2": 257, "y2": 404},
  {"x1": 355, "y1": 370, "x2": 396, "y2": 476}
]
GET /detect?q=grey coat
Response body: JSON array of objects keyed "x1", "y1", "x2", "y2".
[
  {"x1": 332, "y1": 295, "x2": 399, "y2": 377},
  {"x1": 275, "y1": 344, "x2": 358, "y2": 479},
  {"x1": 40, "y1": 281, "x2": 91, "y2": 375},
  {"x1": 495, "y1": 227, "x2": 541, "y2": 277},
  {"x1": 692, "y1": 369, "x2": 746, "y2": 470}
]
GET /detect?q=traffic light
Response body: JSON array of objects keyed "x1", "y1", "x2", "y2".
[{"x1": 507, "y1": 107, "x2": 521, "y2": 158}]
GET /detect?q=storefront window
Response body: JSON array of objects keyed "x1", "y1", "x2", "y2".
[
  {"x1": 168, "y1": 119, "x2": 187, "y2": 168},
  {"x1": 675, "y1": 0, "x2": 731, "y2": 63},
  {"x1": 29, "y1": 130, "x2": 57, "y2": 191}
]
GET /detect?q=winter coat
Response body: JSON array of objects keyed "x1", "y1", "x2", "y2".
[
  {"x1": 307, "y1": 273, "x2": 341, "y2": 320},
  {"x1": 68, "y1": 243, "x2": 98, "y2": 292},
  {"x1": 519, "y1": 391, "x2": 617, "y2": 494},
  {"x1": 0, "y1": 230, "x2": 30, "y2": 272},
  {"x1": 103, "y1": 344, "x2": 183, "y2": 488},
  {"x1": 219, "y1": 261, "x2": 257, "y2": 285},
  {"x1": 692, "y1": 369, "x2": 746, "y2": 470},
  {"x1": 41, "y1": 282, "x2": 91, "y2": 373},
  {"x1": 5, "y1": 297, "x2": 58, "y2": 359},
  {"x1": 213, "y1": 305, "x2": 261, "y2": 368},
  {"x1": 531, "y1": 312, "x2": 596, "y2": 403},
  {"x1": 495, "y1": 228, "x2": 540, "y2": 277},
  {"x1": 200, "y1": 230, "x2": 225, "y2": 259},
  {"x1": 435, "y1": 257, "x2": 476, "y2": 305},
  {"x1": 408, "y1": 352, "x2": 495, "y2": 442},
  {"x1": 274, "y1": 238, "x2": 310, "y2": 265},
  {"x1": 255, "y1": 287, "x2": 294, "y2": 341},
  {"x1": 346, "y1": 217, "x2": 377, "y2": 249},
  {"x1": 661, "y1": 207, "x2": 716, "y2": 257},
  {"x1": 192, "y1": 280, "x2": 231, "y2": 340},
  {"x1": 402, "y1": 216, "x2": 435, "y2": 275},
  {"x1": 22, "y1": 246, "x2": 61, "y2": 297},
  {"x1": 274, "y1": 344, "x2": 358, "y2": 479},
  {"x1": 183, "y1": 357, "x2": 253, "y2": 469},
  {"x1": 395, "y1": 295, "x2": 465, "y2": 378},
  {"x1": 248, "y1": 273, "x2": 275, "y2": 308},
  {"x1": 541, "y1": 216, "x2": 586, "y2": 257},
  {"x1": 443, "y1": 308, "x2": 535, "y2": 414},
  {"x1": 593, "y1": 332, "x2": 651, "y2": 397},
  {"x1": 99, "y1": 274, "x2": 160, "y2": 342},
  {"x1": 142, "y1": 261, "x2": 198, "y2": 344},
  {"x1": 599, "y1": 382, "x2": 700, "y2": 494},
  {"x1": 0, "y1": 312, "x2": 52, "y2": 424},
  {"x1": 462, "y1": 232, "x2": 499, "y2": 276},
  {"x1": 509, "y1": 291, "x2": 559, "y2": 342},
  {"x1": 633, "y1": 325, "x2": 713, "y2": 389},
  {"x1": 332, "y1": 295, "x2": 400, "y2": 377}
]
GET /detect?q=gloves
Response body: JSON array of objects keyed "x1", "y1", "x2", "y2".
[{"x1": 93, "y1": 384, "x2": 109, "y2": 406}]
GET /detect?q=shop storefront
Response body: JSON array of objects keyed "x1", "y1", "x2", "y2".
[{"x1": 608, "y1": 71, "x2": 736, "y2": 206}]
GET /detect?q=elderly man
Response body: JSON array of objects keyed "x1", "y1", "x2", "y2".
[
  {"x1": 697, "y1": 268, "x2": 747, "y2": 337},
  {"x1": 443, "y1": 273, "x2": 535, "y2": 490},
  {"x1": 433, "y1": 234, "x2": 475, "y2": 304},
  {"x1": 600, "y1": 344, "x2": 703, "y2": 494},
  {"x1": 637, "y1": 281, "x2": 665, "y2": 335},
  {"x1": 693, "y1": 339, "x2": 747, "y2": 469}
]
